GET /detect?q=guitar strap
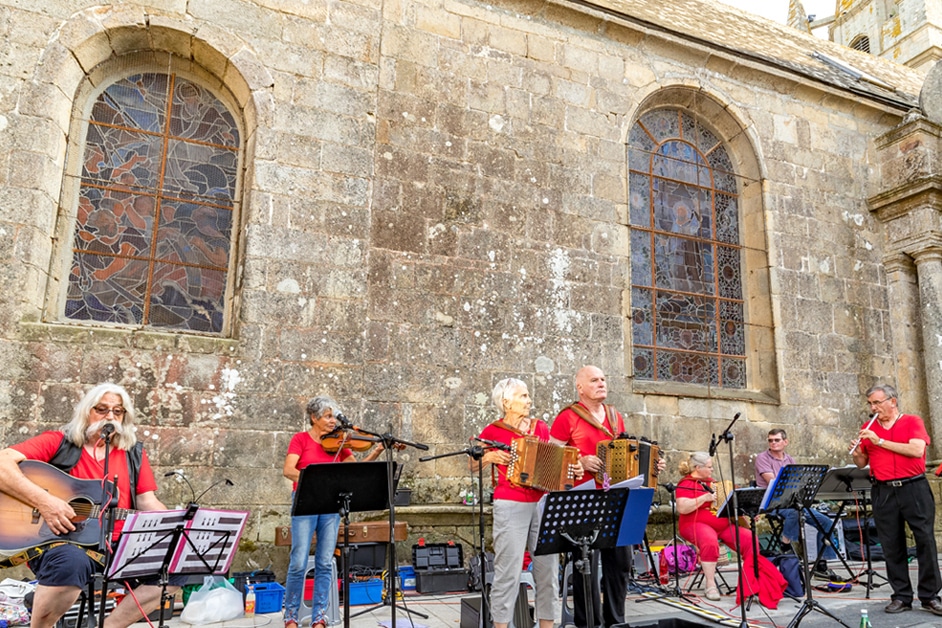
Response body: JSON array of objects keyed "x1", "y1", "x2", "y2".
[{"x1": 0, "y1": 542, "x2": 106, "y2": 569}]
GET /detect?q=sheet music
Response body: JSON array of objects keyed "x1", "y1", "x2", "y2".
[{"x1": 108, "y1": 509, "x2": 248, "y2": 579}]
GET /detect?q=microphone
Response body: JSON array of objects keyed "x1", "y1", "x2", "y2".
[
  {"x1": 335, "y1": 412, "x2": 353, "y2": 429},
  {"x1": 195, "y1": 478, "x2": 235, "y2": 503},
  {"x1": 100, "y1": 423, "x2": 116, "y2": 442},
  {"x1": 164, "y1": 470, "x2": 197, "y2": 503},
  {"x1": 474, "y1": 437, "x2": 511, "y2": 452}
]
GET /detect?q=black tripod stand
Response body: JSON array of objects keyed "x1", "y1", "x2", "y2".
[
  {"x1": 346, "y1": 426, "x2": 429, "y2": 628},
  {"x1": 761, "y1": 464, "x2": 852, "y2": 628},
  {"x1": 637, "y1": 483, "x2": 698, "y2": 605},
  {"x1": 419, "y1": 439, "x2": 496, "y2": 627}
]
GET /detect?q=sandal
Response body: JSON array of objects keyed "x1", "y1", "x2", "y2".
[{"x1": 704, "y1": 587, "x2": 721, "y2": 601}]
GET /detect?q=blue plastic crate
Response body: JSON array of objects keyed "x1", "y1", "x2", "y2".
[
  {"x1": 347, "y1": 579, "x2": 383, "y2": 605},
  {"x1": 248, "y1": 582, "x2": 285, "y2": 614}
]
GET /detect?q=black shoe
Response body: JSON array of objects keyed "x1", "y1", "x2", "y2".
[
  {"x1": 922, "y1": 599, "x2": 942, "y2": 616},
  {"x1": 811, "y1": 567, "x2": 838, "y2": 581},
  {"x1": 885, "y1": 599, "x2": 912, "y2": 614}
]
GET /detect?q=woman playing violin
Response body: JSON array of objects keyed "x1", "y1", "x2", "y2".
[
  {"x1": 282, "y1": 396, "x2": 384, "y2": 628},
  {"x1": 675, "y1": 452, "x2": 754, "y2": 602}
]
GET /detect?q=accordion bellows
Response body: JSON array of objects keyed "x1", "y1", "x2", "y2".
[{"x1": 507, "y1": 436, "x2": 580, "y2": 492}]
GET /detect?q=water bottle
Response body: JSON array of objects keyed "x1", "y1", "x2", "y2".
[
  {"x1": 858, "y1": 608, "x2": 871, "y2": 628},
  {"x1": 659, "y1": 550, "x2": 670, "y2": 584},
  {"x1": 244, "y1": 583, "x2": 256, "y2": 617}
]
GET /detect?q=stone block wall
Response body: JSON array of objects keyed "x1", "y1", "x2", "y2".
[{"x1": 0, "y1": 0, "x2": 926, "y2": 574}]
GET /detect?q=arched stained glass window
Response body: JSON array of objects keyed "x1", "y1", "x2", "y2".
[
  {"x1": 66, "y1": 73, "x2": 240, "y2": 334},
  {"x1": 628, "y1": 108, "x2": 745, "y2": 388}
]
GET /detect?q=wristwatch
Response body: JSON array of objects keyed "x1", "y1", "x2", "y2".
[{"x1": 877, "y1": 438, "x2": 885, "y2": 446}]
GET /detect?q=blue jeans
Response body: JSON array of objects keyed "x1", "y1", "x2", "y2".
[
  {"x1": 781, "y1": 508, "x2": 838, "y2": 560},
  {"x1": 284, "y1": 512, "x2": 340, "y2": 624}
]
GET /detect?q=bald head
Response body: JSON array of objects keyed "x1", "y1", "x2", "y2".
[{"x1": 575, "y1": 365, "x2": 608, "y2": 404}]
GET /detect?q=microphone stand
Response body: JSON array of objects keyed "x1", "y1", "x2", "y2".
[
  {"x1": 346, "y1": 423, "x2": 428, "y2": 627},
  {"x1": 713, "y1": 413, "x2": 748, "y2": 628},
  {"x1": 93, "y1": 425, "x2": 118, "y2": 628},
  {"x1": 637, "y1": 482, "x2": 698, "y2": 605},
  {"x1": 419, "y1": 442, "x2": 493, "y2": 628}
]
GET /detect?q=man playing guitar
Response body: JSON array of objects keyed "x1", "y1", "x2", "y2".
[{"x1": 0, "y1": 382, "x2": 178, "y2": 628}]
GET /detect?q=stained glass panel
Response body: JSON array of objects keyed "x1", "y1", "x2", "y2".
[
  {"x1": 170, "y1": 81, "x2": 240, "y2": 146},
  {"x1": 720, "y1": 318, "x2": 745, "y2": 355},
  {"x1": 66, "y1": 72, "x2": 239, "y2": 334},
  {"x1": 653, "y1": 234, "x2": 714, "y2": 294},
  {"x1": 629, "y1": 172, "x2": 651, "y2": 228},
  {"x1": 155, "y1": 200, "x2": 232, "y2": 267},
  {"x1": 164, "y1": 139, "x2": 238, "y2": 204},
  {"x1": 82, "y1": 125, "x2": 163, "y2": 192},
  {"x1": 92, "y1": 74, "x2": 169, "y2": 133},
  {"x1": 630, "y1": 230, "x2": 652, "y2": 287},
  {"x1": 628, "y1": 108, "x2": 744, "y2": 388},
  {"x1": 717, "y1": 245, "x2": 741, "y2": 299},
  {"x1": 653, "y1": 142, "x2": 701, "y2": 184},
  {"x1": 715, "y1": 193, "x2": 739, "y2": 243},
  {"x1": 722, "y1": 358, "x2": 746, "y2": 388},
  {"x1": 641, "y1": 109, "x2": 679, "y2": 142},
  {"x1": 631, "y1": 287, "x2": 653, "y2": 346}
]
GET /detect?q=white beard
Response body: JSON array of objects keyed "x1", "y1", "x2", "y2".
[{"x1": 85, "y1": 419, "x2": 123, "y2": 442}]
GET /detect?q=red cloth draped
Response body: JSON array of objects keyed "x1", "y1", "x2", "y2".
[{"x1": 735, "y1": 553, "x2": 788, "y2": 609}]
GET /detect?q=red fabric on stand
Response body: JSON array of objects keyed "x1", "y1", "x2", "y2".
[{"x1": 736, "y1": 553, "x2": 787, "y2": 609}]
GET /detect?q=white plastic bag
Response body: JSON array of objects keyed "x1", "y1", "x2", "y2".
[{"x1": 180, "y1": 576, "x2": 244, "y2": 625}]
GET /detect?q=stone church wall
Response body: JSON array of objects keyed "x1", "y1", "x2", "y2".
[{"x1": 0, "y1": 0, "x2": 919, "y2": 570}]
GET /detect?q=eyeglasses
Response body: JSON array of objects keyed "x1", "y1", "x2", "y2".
[
  {"x1": 867, "y1": 397, "x2": 891, "y2": 407},
  {"x1": 768, "y1": 438, "x2": 783, "y2": 443},
  {"x1": 92, "y1": 405, "x2": 126, "y2": 418}
]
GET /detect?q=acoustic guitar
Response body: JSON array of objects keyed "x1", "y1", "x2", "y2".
[{"x1": 0, "y1": 460, "x2": 131, "y2": 556}]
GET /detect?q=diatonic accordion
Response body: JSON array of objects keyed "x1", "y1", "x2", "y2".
[
  {"x1": 595, "y1": 436, "x2": 662, "y2": 487},
  {"x1": 507, "y1": 436, "x2": 580, "y2": 492}
]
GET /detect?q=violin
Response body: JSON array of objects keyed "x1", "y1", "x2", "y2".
[
  {"x1": 320, "y1": 426, "x2": 377, "y2": 453},
  {"x1": 320, "y1": 427, "x2": 408, "y2": 454}
]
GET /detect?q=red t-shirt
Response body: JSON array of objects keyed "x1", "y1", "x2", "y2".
[
  {"x1": 11, "y1": 431, "x2": 158, "y2": 535},
  {"x1": 859, "y1": 413, "x2": 930, "y2": 481},
  {"x1": 675, "y1": 475, "x2": 715, "y2": 526},
  {"x1": 479, "y1": 420, "x2": 551, "y2": 503},
  {"x1": 550, "y1": 402, "x2": 624, "y2": 487},
  {"x1": 287, "y1": 431, "x2": 353, "y2": 490}
]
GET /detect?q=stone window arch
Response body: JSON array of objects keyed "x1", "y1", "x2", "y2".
[
  {"x1": 628, "y1": 92, "x2": 776, "y2": 400},
  {"x1": 49, "y1": 58, "x2": 243, "y2": 335},
  {"x1": 850, "y1": 35, "x2": 871, "y2": 54}
]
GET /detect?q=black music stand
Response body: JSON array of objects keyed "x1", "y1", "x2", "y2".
[
  {"x1": 535, "y1": 487, "x2": 630, "y2": 628},
  {"x1": 761, "y1": 465, "x2": 851, "y2": 628},
  {"x1": 804, "y1": 466, "x2": 861, "y2": 584},
  {"x1": 108, "y1": 506, "x2": 247, "y2": 628},
  {"x1": 293, "y1": 462, "x2": 392, "y2": 628}
]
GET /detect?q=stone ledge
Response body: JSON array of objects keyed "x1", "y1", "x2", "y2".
[{"x1": 18, "y1": 320, "x2": 240, "y2": 354}]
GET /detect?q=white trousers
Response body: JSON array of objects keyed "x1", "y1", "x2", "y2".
[{"x1": 491, "y1": 498, "x2": 559, "y2": 623}]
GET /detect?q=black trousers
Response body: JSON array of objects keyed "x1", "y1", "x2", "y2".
[
  {"x1": 572, "y1": 545, "x2": 630, "y2": 627},
  {"x1": 871, "y1": 477, "x2": 942, "y2": 604}
]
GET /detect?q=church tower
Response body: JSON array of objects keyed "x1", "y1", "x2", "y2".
[{"x1": 827, "y1": 0, "x2": 942, "y2": 70}]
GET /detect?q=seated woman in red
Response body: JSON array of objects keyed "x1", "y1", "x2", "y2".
[{"x1": 675, "y1": 451, "x2": 754, "y2": 601}]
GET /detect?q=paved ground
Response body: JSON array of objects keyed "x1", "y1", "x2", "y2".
[{"x1": 175, "y1": 556, "x2": 942, "y2": 628}]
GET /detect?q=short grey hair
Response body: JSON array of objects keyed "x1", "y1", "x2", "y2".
[
  {"x1": 866, "y1": 383, "x2": 898, "y2": 402},
  {"x1": 491, "y1": 378, "x2": 527, "y2": 413},
  {"x1": 306, "y1": 396, "x2": 340, "y2": 422}
]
